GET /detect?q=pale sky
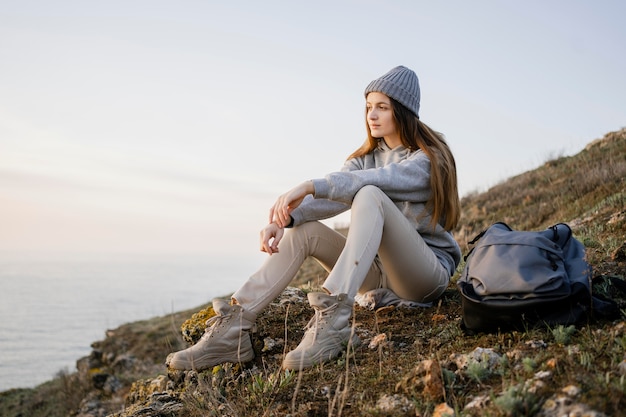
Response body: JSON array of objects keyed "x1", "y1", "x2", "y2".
[{"x1": 1, "y1": 0, "x2": 625, "y2": 257}]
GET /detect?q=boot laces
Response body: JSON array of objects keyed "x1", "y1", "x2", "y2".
[
  {"x1": 200, "y1": 313, "x2": 232, "y2": 340},
  {"x1": 304, "y1": 303, "x2": 339, "y2": 340}
]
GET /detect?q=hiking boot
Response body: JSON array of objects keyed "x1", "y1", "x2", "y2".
[
  {"x1": 166, "y1": 299, "x2": 256, "y2": 371},
  {"x1": 282, "y1": 292, "x2": 360, "y2": 370}
]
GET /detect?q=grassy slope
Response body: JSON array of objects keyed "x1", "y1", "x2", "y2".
[{"x1": 1, "y1": 128, "x2": 624, "y2": 417}]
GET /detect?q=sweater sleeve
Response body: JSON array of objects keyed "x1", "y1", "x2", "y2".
[
  {"x1": 312, "y1": 150, "x2": 431, "y2": 204},
  {"x1": 289, "y1": 195, "x2": 350, "y2": 227}
]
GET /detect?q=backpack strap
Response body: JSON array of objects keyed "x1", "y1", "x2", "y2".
[
  {"x1": 592, "y1": 275, "x2": 626, "y2": 319},
  {"x1": 550, "y1": 223, "x2": 573, "y2": 247},
  {"x1": 468, "y1": 222, "x2": 513, "y2": 245},
  {"x1": 465, "y1": 222, "x2": 513, "y2": 261}
]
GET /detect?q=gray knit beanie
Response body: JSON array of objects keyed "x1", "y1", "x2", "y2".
[{"x1": 364, "y1": 65, "x2": 420, "y2": 118}]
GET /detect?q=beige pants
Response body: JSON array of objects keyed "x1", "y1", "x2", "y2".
[{"x1": 232, "y1": 185, "x2": 450, "y2": 314}]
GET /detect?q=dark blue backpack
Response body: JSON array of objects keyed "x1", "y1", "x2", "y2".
[{"x1": 457, "y1": 222, "x2": 605, "y2": 334}]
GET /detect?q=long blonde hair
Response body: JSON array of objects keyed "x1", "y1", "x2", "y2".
[{"x1": 349, "y1": 97, "x2": 460, "y2": 231}]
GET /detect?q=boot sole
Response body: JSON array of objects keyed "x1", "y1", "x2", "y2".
[
  {"x1": 282, "y1": 335, "x2": 361, "y2": 370},
  {"x1": 166, "y1": 347, "x2": 254, "y2": 371}
]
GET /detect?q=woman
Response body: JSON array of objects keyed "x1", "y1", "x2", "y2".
[{"x1": 166, "y1": 65, "x2": 461, "y2": 371}]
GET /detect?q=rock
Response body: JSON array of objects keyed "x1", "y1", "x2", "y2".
[
  {"x1": 433, "y1": 402, "x2": 455, "y2": 417},
  {"x1": 539, "y1": 395, "x2": 607, "y2": 417},
  {"x1": 449, "y1": 347, "x2": 502, "y2": 372},
  {"x1": 126, "y1": 376, "x2": 170, "y2": 405},
  {"x1": 525, "y1": 340, "x2": 547, "y2": 349},
  {"x1": 561, "y1": 384, "x2": 581, "y2": 397},
  {"x1": 368, "y1": 333, "x2": 388, "y2": 350},
  {"x1": 534, "y1": 370, "x2": 552, "y2": 380},
  {"x1": 261, "y1": 337, "x2": 283, "y2": 353},
  {"x1": 150, "y1": 375, "x2": 169, "y2": 392},
  {"x1": 464, "y1": 395, "x2": 490, "y2": 411},
  {"x1": 103, "y1": 375, "x2": 123, "y2": 395},
  {"x1": 538, "y1": 383, "x2": 607, "y2": 417},
  {"x1": 374, "y1": 394, "x2": 415, "y2": 415},
  {"x1": 77, "y1": 349, "x2": 104, "y2": 374},
  {"x1": 91, "y1": 372, "x2": 109, "y2": 390},
  {"x1": 111, "y1": 391, "x2": 184, "y2": 417},
  {"x1": 76, "y1": 392, "x2": 107, "y2": 417},
  {"x1": 114, "y1": 376, "x2": 185, "y2": 417},
  {"x1": 180, "y1": 305, "x2": 216, "y2": 344},
  {"x1": 110, "y1": 353, "x2": 137, "y2": 374},
  {"x1": 613, "y1": 321, "x2": 626, "y2": 336},
  {"x1": 523, "y1": 371, "x2": 552, "y2": 394},
  {"x1": 545, "y1": 357, "x2": 558, "y2": 369},
  {"x1": 396, "y1": 359, "x2": 445, "y2": 402},
  {"x1": 276, "y1": 286, "x2": 307, "y2": 305}
]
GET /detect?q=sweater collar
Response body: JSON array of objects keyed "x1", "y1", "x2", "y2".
[{"x1": 377, "y1": 138, "x2": 411, "y2": 156}]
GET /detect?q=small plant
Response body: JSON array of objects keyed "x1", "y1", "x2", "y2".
[
  {"x1": 442, "y1": 368, "x2": 457, "y2": 388},
  {"x1": 494, "y1": 385, "x2": 541, "y2": 416},
  {"x1": 466, "y1": 360, "x2": 491, "y2": 383},
  {"x1": 522, "y1": 357, "x2": 537, "y2": 373},
  {"x1": 497, "y1": 354, "x2": 512, "y2": 377},
  {"x1": 55, "y1": 368, "x2": 89, "y2": 415},
  {"x1": 552, "y1": 324, "x2": 576, "y2": 345},
  {"x1": 248, "y1": 369, "x2": 295, "y2": 404},
  {"x1": 579, "y1": 350, "x2": 594, "y2": 370}
]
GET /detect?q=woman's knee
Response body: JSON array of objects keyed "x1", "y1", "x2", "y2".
[
  {"x1": 353, "y1": 185, "x2": 385, "y2": 204},
  {"x1": 284, "y1": 221, "x2": 334, "y2": 246},
  {"x1": 286, "y1": 221, "x2": 345, "y2": 266},
  {"x1": 290, "y1": 220, "x2": 326, "y2": 236}
]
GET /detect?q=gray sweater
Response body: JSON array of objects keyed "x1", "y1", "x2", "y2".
[{"x1": 289, "y1": 140, "x2": 461, "y2": 276}]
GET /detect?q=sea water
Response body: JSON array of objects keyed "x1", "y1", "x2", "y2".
[{"x1": 0, "y1": 253, "x2": 261, "y2": 391}]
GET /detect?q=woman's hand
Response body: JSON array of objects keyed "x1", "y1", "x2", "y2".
[
  {"x1": 269, "y1": 181, "x2": 315, "y2": 228},
  {"x1": 260, "y1": 222, "x2": 284, "y2": 255}
]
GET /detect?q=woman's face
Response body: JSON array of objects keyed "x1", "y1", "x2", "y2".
[{"x1": 366, "y1": 92, "x2": 398, "y2": 141}]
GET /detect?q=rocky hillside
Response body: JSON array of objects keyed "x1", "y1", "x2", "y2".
[{"x1": 1, "y1": 128, "x2": 625, "y2": 417}]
